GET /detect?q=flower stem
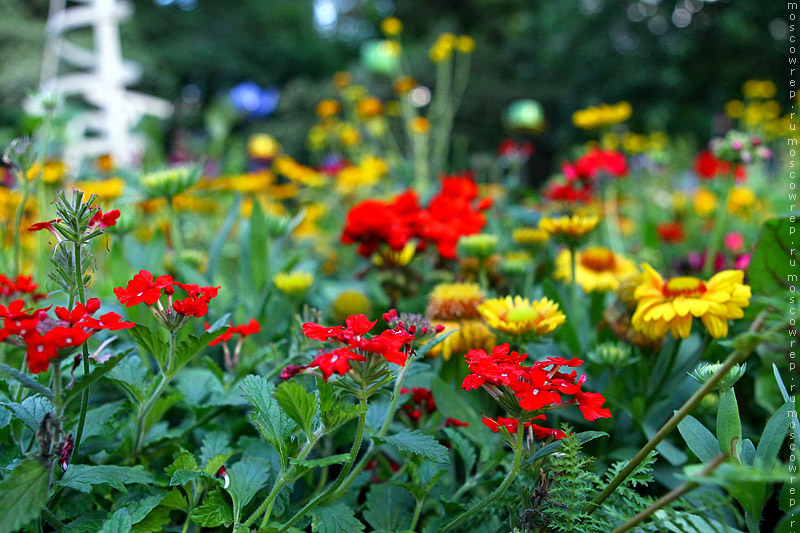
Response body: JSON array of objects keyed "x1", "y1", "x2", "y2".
[
  {"x1": 70, "y1": 240, "x2": 92, "y2": 463},
  {"x1": 277, "y1": 395, "x2": 369, "y2": 532},
  {"x1": 584, "y1": 310, "x2": 769, "y2": 516},
  {"x1": 569, "y1": 243, "x2": 579, "y2": 319},
  {"x1": 702, "y1": 180, "x2": 732, "y2": 278},
  {"x1": 441, "y1": 426, "x2": 524, "y2": 533},
  {"x1": 133, "y1": 331, "x2": 176, "y2": 458}
]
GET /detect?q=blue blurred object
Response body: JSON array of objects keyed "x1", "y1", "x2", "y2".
[{"x1": 229, "y1": 82, "x2": 280, "y2": 118}]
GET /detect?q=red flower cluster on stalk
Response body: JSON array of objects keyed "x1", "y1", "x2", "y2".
[
  {"x1": 0, "y1": 295, "x2": 134, "y2": 373},
  {"x1": 694, "y1": 150, "x2": 746, "y2": 181},
  {"x1": 341, "y1": 173, "x2": 492, "y2": 260},
  {"x1": 462, "y1": 344, "x2": 611, "y2": 438},
  {"x1": 286, "y1": 313, "x2": 415, "y2": 381},
  {"x1": 657, "y1": 221, "x2": 685, "y2": 244},
  {"x1": 545, "y1": 148, "x2": 628, "y2": 204},
  {"x1": 207, "y1": 318, "x2": 260, "y2": 346},
  {"x1": 0, "y1": 274, "x2": 46, "y2": 301},
  {"x1": 114, "y1": 270, "x2": 219, "y2": 319}
]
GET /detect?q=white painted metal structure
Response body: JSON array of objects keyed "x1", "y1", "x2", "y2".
[{"x1": 34, "y1": 0, "x2": 173, "y2": 168}]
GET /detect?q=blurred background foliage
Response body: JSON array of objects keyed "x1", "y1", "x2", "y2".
[{"x1": 0, "y1": 0, "x2": 789, "y2": 171}]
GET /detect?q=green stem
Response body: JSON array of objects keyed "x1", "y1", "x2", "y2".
[
  {"x1": 332, "y1": 363, "x2": 411, "y2": 500},
  {"x1": 441, "y1": 426, "x2": 524, "y2": 533},
  {"x1": 277, "y1": 396, "x2": 369, "y2": 532},
  {"x1": 133, "y1": 332, "x2": 176, "y2": 458},
  {"x1": 569, "y1": 243, "x2": 579, "y2": 320},
  {"x1": 168, "y1": 197, "x2": 184, "y2": 269},
  {"x1": 41, "y1": 508, "x2": 65, "y2": 529},
  {"x1": 702, "y1": 180, "x2": 732, "y2": 278},
  {"x1": 71, "y1": 240, "x2": 91, "y2": 462},
  {"x1": 584, "y1": 310, "x2": 769, "y2": 516},
  {"x1": 408, "y1": 496, "x2": 426, "y2": 532}
]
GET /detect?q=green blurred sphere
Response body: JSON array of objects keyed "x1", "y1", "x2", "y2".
[{"x1": 505, "y1": 99, "x2": 546, "y2": 133}]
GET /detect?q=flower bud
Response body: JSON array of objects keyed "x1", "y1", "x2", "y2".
[
  {"x1": 457, "y1": 234, "x2": 498, "y2": 261},
  {"x1": 588, "y1": 342, "x2": 633, "y2": 367},
  {"x1": 691, "y1": 361, "x2": 746, "y2": 391}
]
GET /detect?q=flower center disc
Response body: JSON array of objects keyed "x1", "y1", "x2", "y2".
[
  {"x1": 580, "y1": 247, "x2": 616, "y2": 272},
  {"x1": 663, "y1": 276, "x2": 707, "y2": 298},
  {"x1": 504, "y1": 307, "x2": 539, "y2": 323}
]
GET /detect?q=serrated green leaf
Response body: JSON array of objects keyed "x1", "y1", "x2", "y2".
[
  {"x1": 290, "y1": 453, "x2": 350, "y2": 470},
  {"x1": 2, "y1": 394, "x2": 54, "y2": 432},
  {"x1": 363, "y1": 484, "x2": 415, "y2": 532},
  {"x1": 79, "y1": 400, "x2": 125, "y2": 439},
  {"x1": 226, "y1": 460, "x2": 269, "y2": 524},
  {"x1": 239, "y1": 375, "x2": 295, "y2": 463},
  {"x1": 173, "y1": 322, "x2": 228, "y2": 373},
  {"x1": 525, "y1": 431, "x2": 608, "y2": 466},
  {"x1": 128, "y1": 324, "x2": 168, "y2": 369},
  {"x1": 380, "y1": 429, "x2": 449, "y2": 464},
  {"x1": 0, "y1": 361, "x2": 53, "y2": 398},
  {"x1": 64, "y1": 350, "x2": 132, "y2": 406},
  {"x1": 311, "y1": 503, "x2": 365, "y2": 533},
  {"x1": 107, "y1": 354, "x2": 148, "y2": 402},
  {"x1": 678, "y1": 415, "x2": 719, "y2": 463},
  {"x1": 200, "y1": 431, "x2": 232, "y2": 466},
  {"x1": 190, "y1": 489, "x2": 232, "y2": 528},
  {"x1": 274, "y1": 381, "x2": 317, "y2": 436},
  {"x1": 121, "y1": 494, "x2": 163, "y2": 525},
  {"x1": 717, "y1": 389, "x2": 742, "y2": 459},
  {"x1": 170, "y1": 469, "x2": 204, "y2": 487},
  {"x1": 204, "y1": 452, "x2": 233, "y2": 477},
  {"x1": 443, "y1": 428, "x2": 476, "y2": 474},
  {"x1": 98, "y1": 508, "x2": 132, "y2": 533},
  {"x1": 59, "y1": 465, "x2": 154, "y2": 493},
  {"x1": 0, "y1": 460, "x2": 49, "y2": 533},
  {"x1": 165, "y1": 452, "x2": 198, "y2": 477}
]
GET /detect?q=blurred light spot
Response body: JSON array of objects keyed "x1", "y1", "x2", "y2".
[
  {"x1": 770, "y1": 18, "x2": 789, "y2": 40},
  {"x1": 641, "y1": 2, "x2": 658, "y2": 16},
  {"x1": 648, "y1": 15, "x2": 668, "y2": 35},
  {"x1": 314, "y1": 0, "x2": 338, "y2": 30},
  {"x1": 408, "y1": 86, "x2": 431, "y2": 107},
  {"x1": 641, "y1": 0, "x2": 660, "y2": 5},
  {"x1": 611, "y1": 24, "x2": 639, "y2": 54},
  {"x1": 684, "y1": 0, "x2": 703, "y2": 13},
  {"x1": 672, "y1": 8, "x2": 692, "y2": 28},
  {"x1": 627, "y1": 3, "x2": 646, "y2": 22},
  {"x1": 180, "y1": 84, "x2": 201, "y2": 105},
  {"x1": 375, "y1": 0, "x2": 394, "y2": 16},
  {"x1": 579, "y1": 0, "x2": 605, "y2": 15}
]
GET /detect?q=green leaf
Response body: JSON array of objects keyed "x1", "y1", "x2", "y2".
[
  {"x1": 121, "y1": 495, "x2": 163, "y2": 525},
  {"x1": 310, "y1": 503, "x2": 365, "y2": 533},
  {"x1": 64, "y1": 350, "x2": 132, "y2": 405},
  {"x1": 98, "y1": 508, "x2": 132, "y2": 533},
  {"x1": 172, "y1": 318, "x2": 229, "y2": 373},
  {"x1": 59, "y1": 465, "x2": 154, "y2": 493},
  {"x1": 2, "y1": 395, "x2": 54, "y2": 432},
  {"x1": 79, "y1": 400, "x2": 125, "y2": 440},
  {"x1": 717, "y1": 389, "x2": 742, "y2": 460},
  {"x1": 204, "y1": 452, "x2": 233, "y2": 477},
  {"x1": 131, "y1": 489, "x2": 186, "y2": 533},
  {"x1": 200, "y1": 431, "x2": 232, "y2": 467},
  {"x1": 0, "y1": 460, "x2": 49, "y2": 533},
  {"x1": 190, "y1": 489, "x2": 233, "y2": 528},
  {"x1": 379, "y1": 429, "x2": 449, "y2": 464},
  {"x1": 443, "y1": 428, "x2": 476, "y2": 474},
  {"x1": 239, "y1": 375, "x2": 295, "y2": 463},
  {"x1": 363, "y1": 484, "x2": 415, "y2": 532},
  {"x1": 166, "y1": 452, "x2": 198, "y2": 477},
  {"x1": 677, "y1": 415, "x2": 719, "y2": 463},
  {"x1": 290, "y1": 453, "x2": 350, "y2": 470},
  {"x1": 128, "y1": 324, "x2": 168, "y2": 369},
  {"x1": 274, "y1": 381, "x2": 318, "y2": 437},
  {"x1": 0, "y1": 362, "x2": 53, "y2": 398},
  {"x1": 526, "y1": 431, "x2": 608, "y2": 466},
  {"x1": 170, "y1": 469, "x2": 204, "y2": 487},
  {"x1": 226, "y1": 460, "x2": 269, "y2": 524},
  {"x1": 755, "y1": 401, "x2": 791, "y2": 472},
  {"x1": 107, "y1": 354, "x2": 148, "y2": 402},
  {"x1": 748, "y1": 214, "x2": 799, "y2": 312}
]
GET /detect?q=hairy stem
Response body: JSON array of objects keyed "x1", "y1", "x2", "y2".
[{"x1": 70, "y1": 240, "x2": 92, "y2": 463}]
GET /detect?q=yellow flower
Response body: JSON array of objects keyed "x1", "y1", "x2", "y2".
[
  {"x1": 307, "y1": 125, "x2": 328, "y2": 151},
  {"x1": 512, "y1": 227, "x2": 549, "y2": 248},
  {"x1": 725, "y1": 100, "x2": 744, "y2": 119},
  {"x1": 539, "y1": 214, "x2": 599, "y2": 240},
  {"x1": 223, "y1": 171, "x2": 274, "y2": 194},
  {"x1": 380, "y1": 17, "x2": 402, "y2": 36},
  {"x1": 96, "y1": 154, "x2": 114, "y2": 173},
  {"x1": 393, "y1": 76, "x2": 417, "y2": 95},
  {"x1": 693, "y1": 187, "x2": 717, "y2": 217},
  {"x1": 426, "y1": 282, "x2": 485, "y2": 320},
  {"x1": 317, "y1": 99, "x2": 341, "y2": 119},
  {"x1": 339, "y1": 124, "x2": 361, "y2": 146},
  {"x1": 571, "y1": 102, "x2": 631, "y2": 130},
  {"x1": 554, "y1": 247, "x2": 638, "y2": 292},
  {"x1": 426, "y1": 319, "x2": 495, "y2": 361},
  {"x1": 727, "y1": 187, "x2": 756, "y2": 216},
  {"x1": 248, "y1": 133, "x2": 280, "y2": 159},
  {"x1": 294, "y1": 202, "x2": 326, "y2": 239},
  {"x1": 27, "y1": 160, "x2": 66, "y2": 183},
  {"x1": 456, "y1": 35, "x2": 475, "y2": 53},
  {"x1": 631, "y1": 264, "x2": 751, "y2": 340},
  {"x1": 332, "y1": 290, "x2": 372, "y2": 322},
  {"x1": 478, "y1": 296, "x2": 566, "y2": 337},
  {"x1": 72, "y1": 177, "x2": 126, "y2": 201},
  {"x1": 410, "y1": 117, "x2": 430, "y2": 134},
  {"x1": 333, "y1": 71, "x2": 351, "y2": 89},
  {"x1": 373, "y1": 242, "x2": 416, "y2": 267},
  {"x1": 357, "y1": 97, "x2": 384, "y2": 118},
  {"x1": 274, "y1": 271, "x2": 314, "y2": 298}
]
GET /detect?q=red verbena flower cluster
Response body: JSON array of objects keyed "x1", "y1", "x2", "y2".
[
  {"x1": 656, "y1": 221, "x2": 685, "y2": 244},
  {"x1": 0, "y1": 297, "x2": 134, "y2": 373},
  {"x1": 0, "y1": 274, "x2": 46, "y2": 301},
  {"x1": 341, "y1": 174, "x2": 493, "y2": 260},
  {"x1": 545, "y1": 148, "x2": 628, "y2": 204},
  {"x1": 28, "y1": 208, "x2": 120, "y2": 238},
  {"x1": 114, "y1": 270, "x2": 220, "y2": 323},
  {"x1": 207, "y1": 318, "x2": 260, "y2": 346},
  {"x1": 694, "y1": 150, "x2": 746, "y2": 181},
  {"x1": 287, "y1": 314, "x2": 415, "y2": 381},
  {"x1": 462, "y1": 344, "x2": 611, "y2": 438},
  {"x1": 399, "y1": 387, "x2": 468, "y2": 427}
]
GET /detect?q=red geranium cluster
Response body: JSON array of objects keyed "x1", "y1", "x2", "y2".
[
  {"x1": 657, "y1": 221, "x2": 685, "y2": 244},
  {"x1": 462, "y1": 344, "x2": 611, "y2": 437},
  {"x1": 341, "y1": 174, "x2": 492, "y2": 260},
  {"x1": 0, "y1": 297, "x2": 134, "y2": 373},
  {"x1": 498, "y1": 139, "x2": 535, "y2": 161},
  {"x1": 0, "y1": 274, "x2": 46, "y2": 301},
  {"x1": 285, "y1": 314, "x2": 415, "y2": 381},
  {"x1": 694, "y1": 150, "x2": 746, "y2": 181},
  {"x1": 114, "y1": 270, "x2": 220, "y2": 321},
  {"x1": 545, "y1": 148, "x2": 628, "y2": 204}
]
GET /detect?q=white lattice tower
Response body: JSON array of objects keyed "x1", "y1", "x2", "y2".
[{"x1": 34, "y1": 0, "x2": 173, "y2": 169}]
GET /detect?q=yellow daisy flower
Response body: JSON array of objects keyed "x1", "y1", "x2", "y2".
[
  {"x1": 426, "y1": 319, "x2": 495, "y2": 361},
  {"x1": 539, "y1": 214, "x2": 599, "y2": 241},
  {"x1": 631, "y1": 264, "x2": 751, "y2": 340},
  {"x1": 478, "y1": 296, "x2": 566, "y2": 337},
  {"x1": 426, "y1": 283, "x2": 485, "y2": 320},
  {"x1": 274, "y1": 271, "x2": 314, "y2": 299},
  {"x1": 512, "y1": 227, "x2": 549, "y2": 248},
  {"x1": 554, "y1": 247, "x2": 638, "y2": 292}
]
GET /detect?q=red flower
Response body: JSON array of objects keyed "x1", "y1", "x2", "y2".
[
  {"x1": 482, "y1": 416, "x2": 530, "y2": 433},
  {"x1": 307, "y1": 347, "x2": 366, "y2": 381},
  {"x1": 575, "y1": 390, "x2": 612, "y2": 421},
  {"x1": 657, "y1": 222, "x2": 685, "y2": 244},
  {"x1": 444, "y1": 418, "x2": 469, "y2": 428},
  {"x1": 114, "y1": 270, "x2": 174, "y2": 307},
  {"x1": 89, "y1": 209, "x2": 120, "y2": 229},
  {"x1": 207, "y1": 318, "x2": 260, "y2": 346},
  {"x1": 530, "y1": 424, "x2": 567, "y2": 440},
  {"x1": 694, "y1": 150, "x2": 746, "y2": 181},
  {"x1": 172, "y1": 296, "x2": 209, "y2": 317},
  {"x1": 341, "y1": 199, "x2": 414, "y2": 257},
  {"x1": 28, "y1": 219, "x2": 62, "y2": 232}
]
